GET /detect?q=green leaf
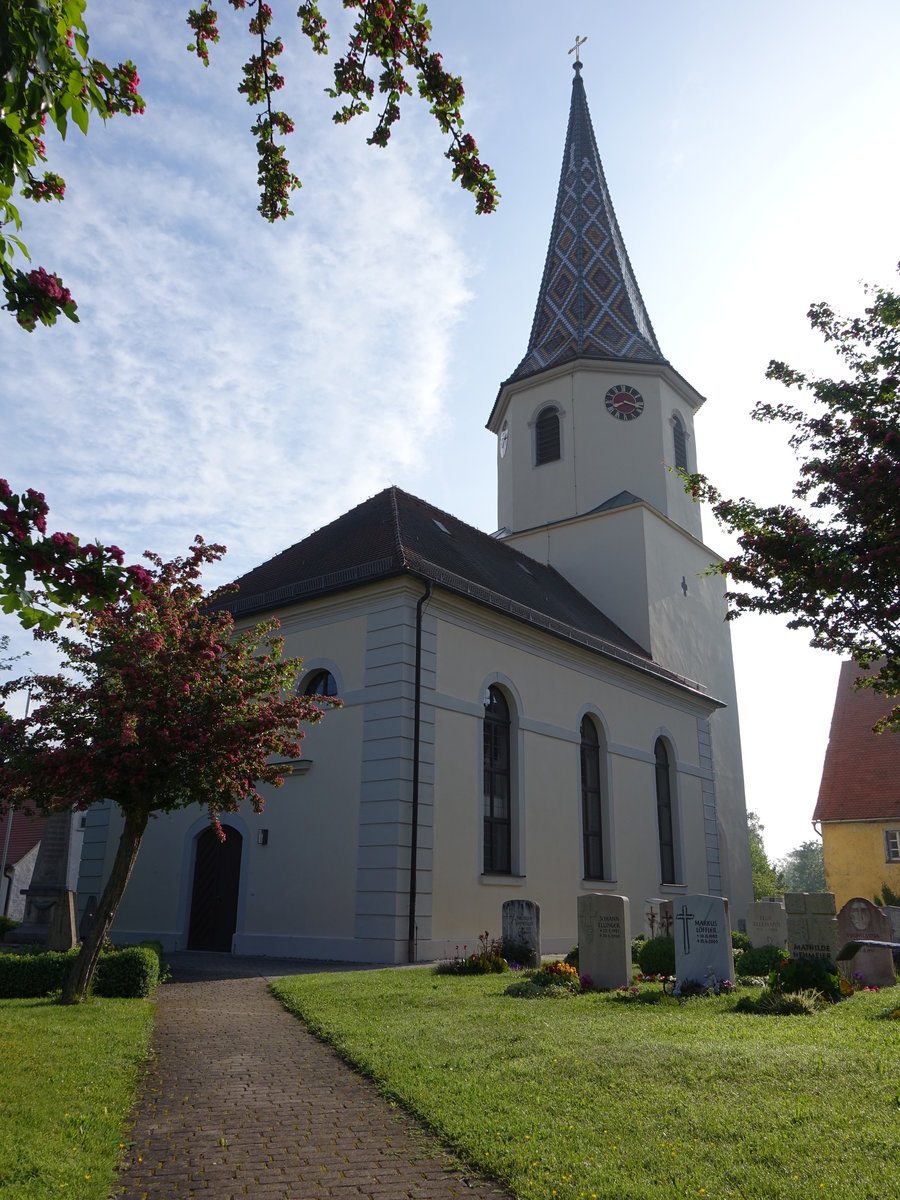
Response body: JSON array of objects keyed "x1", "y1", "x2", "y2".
[
  {"x1": 75, "y1": 32, "x2": 89, "y2": 59},
  {"x1": 70, "y1": 99, "x2": 89, "y2": 136}
]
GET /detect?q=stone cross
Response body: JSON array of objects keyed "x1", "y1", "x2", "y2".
[{"x1": 568, "y1": 35, "x2": 588, "y2": 63}]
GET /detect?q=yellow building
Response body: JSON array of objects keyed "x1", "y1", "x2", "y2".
[{"x1": 814, "y1": 662, "x2": 900, "y2": 910}]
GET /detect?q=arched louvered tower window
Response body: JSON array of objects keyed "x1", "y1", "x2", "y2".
[
  {"x1": 483, "y1": 686, "x2": 512, "y2": 874},
  {"x1": 580, "y1": 716, "x2": 605, "y2": 880},
  {"x1": 535, "y1": 406, "x2": 561, "y2": 465},
  {"x1": 673, "y1": 412, "x2": 688, "y2": 472}
]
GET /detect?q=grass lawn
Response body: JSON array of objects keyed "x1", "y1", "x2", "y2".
[
  {"x1": 272, "y1": 970, "x2": 900, "y2": 1200},
  {"x1": 0, "y1": 996, "x2": 154, "y2": 1200}
]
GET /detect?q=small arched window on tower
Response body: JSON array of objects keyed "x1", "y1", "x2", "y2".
[
  {"x1": 303, "y1": 669, "x2": 338, "y2": 698},
  {"x1": 535, "y1": 406, "x2": 561, "y2": 465},
  {"x1": 672, "y1": 412, "x2": 688, "y2": 472}
]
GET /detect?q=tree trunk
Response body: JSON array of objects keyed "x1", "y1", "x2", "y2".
[{"x1": 60, "y1": 807, "x2": 149, "y2": 1005}]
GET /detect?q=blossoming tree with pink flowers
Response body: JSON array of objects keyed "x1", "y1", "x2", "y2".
[
  {"x1": 2, "y1": 0, "x2": 496, "y2": 330},
  {"x1": 0, "y1": 536, "x2": 337, "y2": 1003}
]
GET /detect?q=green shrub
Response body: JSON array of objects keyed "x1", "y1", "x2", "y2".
[
  {"x1": 731, "y1": 930, "x2": 752, "y2": 952},
  {"x1": 631, "y1": 934, "x2": 646, "y2": 963},
  {"x1": 736, "y1": 987, "x2": 824, "y2": 1016},
  {"x1": 769, "y1": 955, "x2": 840, "y2": 1002},
  {"x1": 0, "y1": 948, "x2": 79, "y2": 997},
  {"x1": 0, "y1": 915, "x2": 20, "y2": 941},
  {"x1": 0, "y1": 944, "x2": 162, "y2": 998},
  {"x1": 94, "y1": 945, "x2": 161, "y2": 997},
  {"x1": 564, "y1": 945, "x2": 579, "y2": 968},
  {"x1": 638, "y1": 936, "x2": 675, "y2": 977},
  {"x1": 736, "y1": 943, "x2": 786, "y2": 977}
]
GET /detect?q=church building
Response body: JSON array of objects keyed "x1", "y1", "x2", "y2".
[{"x1": 77, "y1": 58, "x2": 753, "y2": 962}]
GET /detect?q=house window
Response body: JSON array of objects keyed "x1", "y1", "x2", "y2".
[
  {"x1": 886, "y1": 829, "x2": 900, "y2": 863},
  {"x1": 483, "y1": 686, "x2": 512, "y2": 874},
  {"x1": 581, "y1": 717, "x2": 605, "y2": 880},
  {"x1": 673, "y1": 412, "x2": 688, "y2": 472},
  {"x1": 303, "y1": 669, "x2": 338, "y2": 697},
  {"x1": 535, "y1": 406, "x2": 561, "y2": 465},
  {"x1": 655, "y1": 738, "x2": 678, "y2": 885}
]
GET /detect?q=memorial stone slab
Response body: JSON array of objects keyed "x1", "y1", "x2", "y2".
[
  {"x1": 502, "y1": 899, "x2": 540, "y2": 968},
  {"x1": 884, "y1": 905, "x2": 900, "y2": 946},
  {"x1": 784, "y1": 892, "x2": 839, "y2": 961},
  {"x1": 9, "y1": 811, "x2": 74, "y2": 946},
  {"x1": 745, "y1": 900, "x2": 787, "y2": 949},
  {"x1": 644, "y1": 898, "x2": 673, "y2": 940},
  {"x1": 837, "y1": 897, "x2": 896, "y2": 987},
  {"x1": 673, "y1": 895, "x2": 734, "y2": 992},
  {"x1": 578, "y1": 894, "x2": 631, "y2": 990}
]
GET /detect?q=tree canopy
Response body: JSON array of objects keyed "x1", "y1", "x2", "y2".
[
  {"x1": 685, "y1": 269, "x2": 900, "y2": 732},
  {"x1": 747, "y1": 811, "x2": 782, "y2": 900},
  {"x1": 2, "y1": 0, "x2": 496, "y2": 330},
  {"x1": 778, "y1": 839, "x2": 826, "y2": 895},
  {"x1": 0, "y1": 537, "x2": 337, "y2": 1002}
]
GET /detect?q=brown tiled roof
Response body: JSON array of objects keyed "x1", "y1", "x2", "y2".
[
  {"x1": 224, "y1": 487, "x2": 712, "y2": 699},
  {"x1": 813, "y1": 660, "x2": 900, "y2": 822},
  {"x1": 0, "y1": 809, "x2": 46, "y2": 868}
]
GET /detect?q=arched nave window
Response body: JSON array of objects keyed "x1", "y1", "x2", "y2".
[
  {"x1": 672, "y1": 412, "x2": 688, "y2": 472},
  {"x1": 483, "y1": 686, "x2": 512, "y2": 874},
  {"x1": 302, "y1": 669, "x2": 338, "y2": 697},
  {"x1": 655, "y1": 738, "x2": 679, "y2": 885},
  {"x1": 535, "y1": 406, "x2": 561, "y2": 465},
  {"x1": 580, "y1": 716, "x2": 606, "y2": 880}
]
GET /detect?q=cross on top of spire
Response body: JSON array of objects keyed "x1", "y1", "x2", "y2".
[{"x1": 568, "y1": 34, "x2": 588, "y2": 69}]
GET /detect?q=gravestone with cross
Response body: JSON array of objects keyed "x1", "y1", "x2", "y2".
[{"x1": 673, "y1": 894, "x2": 734, "y2": 993}]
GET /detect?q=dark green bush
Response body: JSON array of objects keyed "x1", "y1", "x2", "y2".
[
  {"x1": 769, "y1": 955, "x2": 840, "y2": 1002},
  {"x1": 731, "y1": 930, "x2": 753, "y2": 952},
  {"x1": 631, "y1": 934, "x2": 646, "y2": 963},
  {"x1": 0, "y1": 915, "x2": 20, "y2": 941},
  {"x1": 0, "y1": 948, "x2": 77, "y2": 997},
  {"x1": 94, "y1": 945, "x2": 161, "y2": 997},
  {"x1": 637, "y1": 936, "x2": 675, "y2": 977},
  {"x1": 564, "y1": 945, "x2": 579, "y2": 968},
  {"x1": 0, "y1": 944, "x2": 162, "y2": 998},
  {"x1": 736, "y1": 943, "x2": 786, "y2": 977}
]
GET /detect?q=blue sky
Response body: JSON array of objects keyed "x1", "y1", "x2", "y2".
[{"x1": 3, "y1": 0, "x2": 899, "y2": 858}]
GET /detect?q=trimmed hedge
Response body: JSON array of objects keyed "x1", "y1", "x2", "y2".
[
  {"x1": 0, "y1": 943, "x2": 162, "y2": 999},
  {"x1": 735, "y1": 943, "x2": 786, "y2": 977}
]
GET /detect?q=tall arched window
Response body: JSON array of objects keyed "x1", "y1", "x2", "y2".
[
  {"x1": 535, "y1": 406, "x2": 561, "y2": 465},
  {"x1": 672, "y1": 412, "x2": 688, "y2": 472},
  {"x1": 655, "y1": 738, "x2": 677, "y2": 884},
  {"x1": 581, "y1": 716, "x2": 605, "y2": 880},
  {"x1": 483, "y1": 686, "x2": 511, "y2": 874},
  {"x1": 303, "y1": 669, "x2": 338, "y2": 697}
]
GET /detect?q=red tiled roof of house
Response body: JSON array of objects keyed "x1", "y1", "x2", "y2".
[
  {"x1": 813, "y1": 660, "x2": 900, "y2": 823},
  {"x1": 0, "y1": 809, "x2": 46, "y2": 867}
]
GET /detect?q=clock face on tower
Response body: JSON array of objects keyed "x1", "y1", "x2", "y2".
[{"x1": 605, "y1": 384, "x2": 644, "y2": 421}]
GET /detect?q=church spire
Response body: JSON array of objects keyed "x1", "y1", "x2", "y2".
[{"x1": 508, "y1": 56, "x2": 665, "y2": 383}]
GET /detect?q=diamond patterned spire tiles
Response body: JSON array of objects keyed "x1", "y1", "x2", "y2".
[{"x1": 509, "y1": 62, "x2": 665, "y2": 383}]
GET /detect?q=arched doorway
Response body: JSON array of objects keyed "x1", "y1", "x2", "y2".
[{"x1": 188, "y1": 826, "x2": 242, "y2": 951}]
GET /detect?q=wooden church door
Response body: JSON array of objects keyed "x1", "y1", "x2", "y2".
[{"x1": 188, "y1": 826, "x2": 242, "y2": 951}]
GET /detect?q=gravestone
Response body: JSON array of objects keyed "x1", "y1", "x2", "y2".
[
  {"x1": 8, "y1": 811, "x2": 75, "y2": 946},
  {"x1": 784, "y1": 892, "x2": 839, "y2": 961},
  {"x1": 673, "y1": 895, "x2": 734, "y2": 992},
  {"x1": 883, "y1": 905, "x2": 900, "y2": 946},
  {"x1": 578, "y1": 894, "x2": 631, "y2": 989},
  {"x1": 502, "y1": 898, "x2": 540, "y2": 968},
  {"x1": 644, "y1": 898, "x2": 673, "y2": 940},
  {"x1": 836, "y1": 897, "x2": 896, "y2": 987},
  {"x1": 745, "y1": 900, "x2": 787, "y2": 948},
  {"x1": 47, "y1": 889, "x2": 78, "y2": 951}
]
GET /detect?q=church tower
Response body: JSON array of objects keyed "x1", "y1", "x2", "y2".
[{"x1": 488, "y1": 53, "x2": 752, "y2": 913}]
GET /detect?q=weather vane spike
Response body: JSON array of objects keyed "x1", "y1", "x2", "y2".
[{"x1": 568, "y1": 34, "x2": 588, "y2": 65}]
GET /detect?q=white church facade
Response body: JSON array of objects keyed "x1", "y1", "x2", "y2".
[{"x1": 77, "y1": 58, "x2": 753, "y2": 962}]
